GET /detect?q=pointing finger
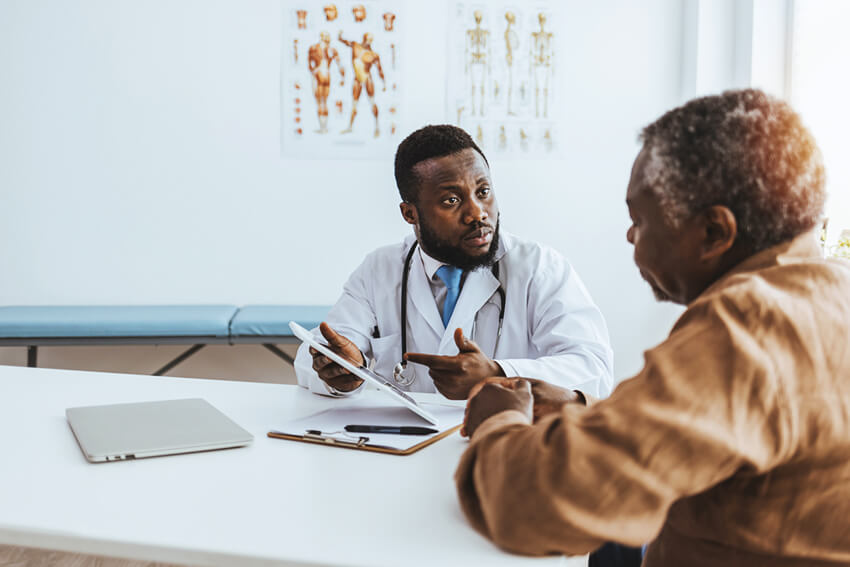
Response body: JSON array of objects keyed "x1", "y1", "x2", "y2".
[{"x1": 404, "y1": 352, "x2": 457, "y2": 369}]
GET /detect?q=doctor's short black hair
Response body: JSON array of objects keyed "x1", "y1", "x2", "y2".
[{"x1": 394, "y1": 125, "x2": 489, "y2": 203}]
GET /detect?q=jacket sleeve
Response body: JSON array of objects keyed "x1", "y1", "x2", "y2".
[
  {"x1": 294, "y1": 255, "x2": 380, "y2": 396},
  {"x1": 496, "y1": 252, "x2": 614, "y2": 397},
  {"x1": 455, "y1": 302, "x2": 793, "y2": 556}
]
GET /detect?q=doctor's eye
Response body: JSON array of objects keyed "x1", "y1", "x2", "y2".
[
  {"x1": 442, "y1": 196, "x2": 460, "y2": 206},
  {"x1": 477, "y1": 187, "x2": 491, "y2": 198}
]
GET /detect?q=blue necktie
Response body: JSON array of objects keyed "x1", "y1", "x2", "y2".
[{"x1": 436, "y1": 265, "x2": 463, "y2": 327}]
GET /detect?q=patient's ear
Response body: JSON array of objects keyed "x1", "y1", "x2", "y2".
[
  {"x1": 399, "y1": 202, "x2": 418, "y2": 226},
  {"x1": 700, "y1": 205, "x2": 737, "y2": 260}
]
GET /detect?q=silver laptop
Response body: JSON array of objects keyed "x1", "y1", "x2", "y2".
[{"x1": 66, "y1": 398, "x2": 253, "y2": 463}]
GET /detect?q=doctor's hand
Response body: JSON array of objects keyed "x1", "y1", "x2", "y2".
[
  {"x1": 309, "y1": 322, "x2": 365, "y2": 393},
  {"x1": 461, "y1": 377, "x2": 533, "y2": 437},
  {"x1": 403, "y1": 328, "x2": 505, "y2": 400}
]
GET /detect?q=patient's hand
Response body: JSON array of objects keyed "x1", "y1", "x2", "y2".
[
  {"x1": 309, "y1": 322, "x2": 365, "y2": 393},
  {"x1": 460, "y1": 377, "x2": 584, "y2": 436},
  {"x1": 525, "y1": 378, "x2": 583, "y2": 422},
  {"x1": 461, "y1": 377, "x2": 532, "y2": 437}
]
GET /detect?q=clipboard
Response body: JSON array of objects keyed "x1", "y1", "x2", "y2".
[{"x1": 268, "y1": 405, "x2": 464, "y2": 456}]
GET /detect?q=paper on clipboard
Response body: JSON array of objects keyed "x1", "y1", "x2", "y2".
[
  {"x1": 269, "y1": 404, "x2": 464, "y2": 454},
  {"x1": 289, "y1": 321, "x2": 439, "y2": 425}
]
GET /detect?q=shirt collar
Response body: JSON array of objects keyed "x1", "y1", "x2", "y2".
[{"x1": 418, "y1": 246, "x2": 448, "y2": 281}]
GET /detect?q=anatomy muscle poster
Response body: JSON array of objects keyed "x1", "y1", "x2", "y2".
[{"x1": 282, "y1": 2, "x2": 403, "y2": 158}]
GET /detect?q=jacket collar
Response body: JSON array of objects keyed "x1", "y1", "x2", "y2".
[{"x1": 695, "y1": 229, "x2": 822, "y2": 302}]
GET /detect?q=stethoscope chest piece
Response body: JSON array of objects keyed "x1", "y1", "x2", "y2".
[{"x1": 392, "y1": 361, "x2": 416, "y2": 387}]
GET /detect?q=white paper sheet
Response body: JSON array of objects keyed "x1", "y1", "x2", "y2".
[{"x1": 272, "y1": 404, "x2": 464, "y2": 451}]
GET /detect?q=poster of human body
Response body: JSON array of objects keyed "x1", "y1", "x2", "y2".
[
  {"x1": 281, "y1": 2, "x2": 402, "y2": 158},
  {"x1": 447, "y1": 3, "x2": 559, "y2": 156}
]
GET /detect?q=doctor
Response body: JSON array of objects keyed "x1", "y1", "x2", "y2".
[{"x1": 294, "y1": 124, "x2": 613, "y2": 399}]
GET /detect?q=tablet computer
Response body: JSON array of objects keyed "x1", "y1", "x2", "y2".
[{"x1": 289, "y1": 321, "x2": 439, "y2": 425}]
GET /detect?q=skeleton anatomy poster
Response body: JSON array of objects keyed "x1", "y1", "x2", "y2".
[
  {"x1": 281, "y1": 2, "x2": 402, "y2": 158},
  {"x1": 447, "y1": 3, "x2": 559, "y2": 157}
]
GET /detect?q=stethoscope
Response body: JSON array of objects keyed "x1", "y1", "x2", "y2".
[{"x1": 392, "y1": 241, "x2": 506, "y2": 386}]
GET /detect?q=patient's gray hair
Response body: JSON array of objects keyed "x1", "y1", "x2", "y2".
[{"x1": 639, "y1": 88, "x2": 825, "y2": 253}]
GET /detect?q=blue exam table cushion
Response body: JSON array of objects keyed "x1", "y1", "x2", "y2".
[
  {"x1": 229, "y1": 305, "x2": 329, "y2": 338},
  {"x1": 0, "y1": 306, "x2": 238, "y2": 338}
]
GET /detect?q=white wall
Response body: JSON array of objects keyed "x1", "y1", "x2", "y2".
[{"x1": 0, "y1": 0, "x2": 694, "y2": 382}]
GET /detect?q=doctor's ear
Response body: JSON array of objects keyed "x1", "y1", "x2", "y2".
[{"x1": 400, "y1": 202, "x2": 418, "y2": 226}]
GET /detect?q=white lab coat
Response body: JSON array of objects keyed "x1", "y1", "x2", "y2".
[{"x1": 295, "y1": 231, "x2": 614, "y2": 398}]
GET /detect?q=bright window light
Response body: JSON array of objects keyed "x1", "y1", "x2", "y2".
[{"x1": 790, "y1": 0, "x2": 850, "y2": 253}]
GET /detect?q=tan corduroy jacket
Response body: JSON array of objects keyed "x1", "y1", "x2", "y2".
[{"x1": 455, "y1": 231, "x2": 850, "y2": 567}]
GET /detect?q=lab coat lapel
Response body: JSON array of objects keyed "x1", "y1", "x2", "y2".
[
  {"x1": 407, "y1": 257, "x2": 445, "y2": 340},
  {"x1": 440, "y1": 267, "x2": 500, "y2": 352}
]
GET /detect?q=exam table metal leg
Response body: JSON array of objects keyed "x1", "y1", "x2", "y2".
[
  {"x1": 153, "y1": 344, "x2": 205, "y2": 376},
  {"x1": 27, "y1": 346, "x2": 37, "y2": 367},
  {"x1": 263, "y1": 343, "x2": 295, "y2": 366}
]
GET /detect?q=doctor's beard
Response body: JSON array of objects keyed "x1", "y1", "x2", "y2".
[{"x1": 416, "y1": 213, "x2": 500, "y2": 271}]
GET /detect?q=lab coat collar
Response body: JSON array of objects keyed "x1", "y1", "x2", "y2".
[
  {"x1": 406, "y1": 249, "x2": 446, "y2": 340},
  {"x1": 492, "y1": 230, "x2": 512, "y2": 263}
]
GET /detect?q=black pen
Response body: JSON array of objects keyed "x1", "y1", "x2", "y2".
[{"x1": 344, "y1": 425, "x2": 438, "y2": 435}]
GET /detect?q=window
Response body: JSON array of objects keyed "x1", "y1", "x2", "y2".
[{"x1": 789, "y1": 0, "x2": 850, "y2": 253}]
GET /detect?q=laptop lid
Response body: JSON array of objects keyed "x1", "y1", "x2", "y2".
[{"x1": 66, "y1": 398, "x2": 253, "y2": 463}]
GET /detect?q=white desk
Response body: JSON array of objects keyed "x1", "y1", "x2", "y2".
[{"x1": 0, "y1": 365, "x2": 586, "y2": 567}]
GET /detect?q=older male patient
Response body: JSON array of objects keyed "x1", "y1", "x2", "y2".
[
  {"x1": 294, "y1": 124, "x2": 613, "y2": 400},
  {"x1": 456, "y1": 89, "x2": 850, "y2": 566}
]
